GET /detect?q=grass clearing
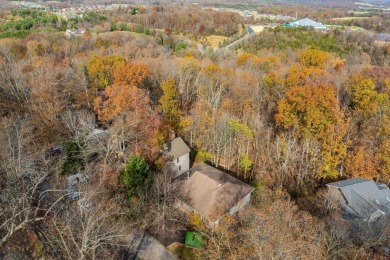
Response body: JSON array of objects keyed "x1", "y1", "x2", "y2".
[
  {"x1": 206, "y1": 35, "x2": 228, "y2": 48},
  {"x1": 331, "y1": 17, "x2": 369, "y2": 21},
  {"x1": 249, "y1": 25, "x2": 265, "y2": 33}
]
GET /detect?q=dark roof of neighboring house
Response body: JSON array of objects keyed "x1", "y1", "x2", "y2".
[
  {"x1": 125, "y1": 231, "x2": 178, "y2": 260},
  {"x1": 326, "y1": 178, "x2": 368, "y2": 188},
  {"x1": 180, "y1": 163, "x2": 255, "y2": 222},
  {"x1": 165, "y1": 137, "x2": 191, "y2": 160},
  {"x1": 376, "y1": 33, "x2": 390, "y2": 41},
  {"x1": 327, "y1": 178, "x2": 390, "y2": 220}
]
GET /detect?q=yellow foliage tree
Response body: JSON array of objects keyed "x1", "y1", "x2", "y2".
[
  {"x1": 348, "y1": 74, "x2": 389, "y2": 117},
  {"x1": 86, "y1": 55, "x2": 126, "y2": 90},
  {"x1": 299, "y1": 49, "x2": 330, "y2": 69},
  {"x1": 159, "y1": 78, "x2": 183, "y2": 130},
  {"x1": 285, "y1": 64, "x2": 328, "y2": 88},
  {"x1": 276, "y1": 85, "x2": 349, "y2": 179},
  {"x1": 275, "y1": 85, "x2": 339, "y2": 138}
]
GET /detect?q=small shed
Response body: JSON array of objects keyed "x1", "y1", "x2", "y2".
[{"x1": 185, "y1": 231, "x2": 204, "y2": 248}]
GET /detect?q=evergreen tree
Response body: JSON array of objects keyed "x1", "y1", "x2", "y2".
[{"x1": 120, "y1": 155, "x2": 152, "y2": 197}]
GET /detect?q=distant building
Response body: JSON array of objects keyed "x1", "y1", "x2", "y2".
[
  {"x1": 65, "y1": 29, "x2": 86, "y2": 38},
  {"x1": 283, "y1": 18, "x2": 327, "y2": 30},
  {"x1": 164, "y1": 137, "x2": 191, "y2": 178},
  {"x1": 178, "y1": 163, "x2": 255, "y2": 226},
  {"x1": 326, "y1": 178, "x2": 390, "y2": 222}
]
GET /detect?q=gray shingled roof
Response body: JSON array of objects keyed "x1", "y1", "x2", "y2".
[
  {"x1": 125, "y1": 231, "x2": 178, "y2": 260},
  {"x1": 166, "y1": 137, "x2": 191, "y2": 160},
  {"x1": 326, "y1": 178, "x2": 368, "y2": 188},
  {"x1": 327, "y1": 178, "x2": 390, "y2": 220},
  {"x1": 180, "y1": 163, "x2": 255, "y2": 222}
]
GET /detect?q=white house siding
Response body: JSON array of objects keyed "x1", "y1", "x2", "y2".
[{"x1": 172, "y1": 153, "x2": 190, "y2": 178}]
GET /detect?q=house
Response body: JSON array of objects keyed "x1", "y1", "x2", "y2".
[
  {"x1": 66, "y1": 173, "x2": 89, "y2": 187},
  {"x1": 164, "y1": 137, "x2": 191, "y2": 178},
  {"x1": 326, "y1": 178, "x2": 390, "y2": 222},
  {"x1": 65, "y1": 29, "x2": 86, "y2": 38},
  {"x1": 375, "y1": 33, "x2": 390, "y2": 45},
  {"x1": 283, "y1": 18, "x2": 327, "y2": 30},
  {"x1": 125, "y1": 231, "x2": 178, "y2": 260},
  {"x1": 178, "y1": 163, "x2": 255, "y2": 226}
]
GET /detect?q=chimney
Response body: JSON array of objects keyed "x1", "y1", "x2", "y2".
[{"x1": 169, "y1": 129, "x2": 176, "y2": 141}]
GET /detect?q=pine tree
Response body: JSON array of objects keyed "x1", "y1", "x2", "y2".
[{"x1": 120, "y1": 155, "x2": 152, "y2": 197}]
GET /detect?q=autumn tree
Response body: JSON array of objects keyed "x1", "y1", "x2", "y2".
[
  {"x1": 86, "y1": 55, "x2": 125, "y2": 90},
  {"x1": 159, "y1": 78, "x2": 182, "y2": 131},
  {"x1": 299, "y1": 49, "x2": 330, "y2": 69},
  {"x1": 285, "y1": 64, "x2": 329, "y2": 88},
  {"x1": 345, "y1": 146, "x2": 378, "y2": 179},
  {"x1": 348, "y1": 74, "x2": 389, "y2": 118},
  {"x1": 276, "y1": 85, "x2": 349, "y2": 179},
  {"x1": 94, "y1": 62, "x2": 160, "y2": 160},
  {"x1": 276, "y1": 85, "x2": 339, "y2": 138}
]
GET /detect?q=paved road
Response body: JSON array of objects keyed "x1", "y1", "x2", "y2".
[{"x1": 221, "y1": 25, "x2": 255, "y2": 51}]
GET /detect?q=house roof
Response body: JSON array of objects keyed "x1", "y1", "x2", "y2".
[
  {"x1": 180, "y1": 163, "x2": 255, "y2": 222},
  {"x1": 285, "y1": 18, "x2": 326, "y2": 28},
  {"x1": 326, "y1": 178, "x2": 368, "y2": 188},
  {"x1": 376, "y1": 33, "x2": 390, "y2": 42},
  {"x1": 327, "y1": 178, "x2": 390, "y2": 220},
  {"x1": 125, "y1": 231, "x2": 178, "y2": 260},
  {"x1": 296, "y1": 18, "x2": 325, "y2": 27},
  {"x1": 165, "y1": 137, "x2": 191, "y2": 160}
]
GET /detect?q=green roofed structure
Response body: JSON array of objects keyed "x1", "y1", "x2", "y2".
[
  {"x1": 283, "y1": 18, "x2": 327, "y2": 30},
  {"x1": 185, "y1": 231, "x2": 204, "y2": 248}
]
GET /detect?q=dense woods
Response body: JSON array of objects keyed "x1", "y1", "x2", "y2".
[{"x1": 0, "y1": 2, "x2": 390, "y2": 259}]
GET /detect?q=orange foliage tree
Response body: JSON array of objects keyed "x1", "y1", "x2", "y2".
[
  {"x1": 94, "y1": 62, "x2": 161, "y2": 159},
  {"x1": 94, "y1": 63, "x2": 151, "y2": 121},
  {"x1": 345, "y1": 146, "x2": 378, "y2": 179}
]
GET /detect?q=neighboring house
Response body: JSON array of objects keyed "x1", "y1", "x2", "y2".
[
  {"x1": 65, "y1": 29, "x2": 86, "y2": 38},
  {"x1": 66, "y1": 173, "x2": 89, "y2": 199},
  {"x1": 178, "y1": 163, "x2": 255, "y2": 226},
  {"x1": 375, "y1": 33, "x2": 390, "y2": 45},
  {"x1": 165, "y1": 137, "x2": 191, "y2": 178},
  {"x1": 125, "y1": 231, "x2": 178, "y2": 260},
  {"x1": 326, "y1": 178, "x2": 390, "y2": 222},
  {"x1": 67, "y1": 173, "x2": 89, "y2": 187},
  {"x1": 283, "y1": 18, "x2": 327, "y2": 30}
]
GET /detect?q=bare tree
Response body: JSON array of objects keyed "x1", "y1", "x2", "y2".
[{"x1": 0, "y1": 118, "x2": 50, "y2": 248}]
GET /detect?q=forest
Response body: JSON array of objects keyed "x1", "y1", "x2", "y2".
[{"x1": 0, "y1": 2, "x2": 390, "y2": 260}]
